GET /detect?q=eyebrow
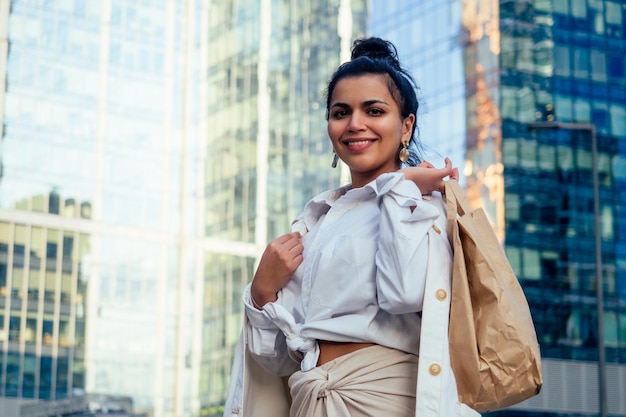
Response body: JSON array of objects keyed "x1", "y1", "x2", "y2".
[{"x1": 330, "y1": 99, "x2": 390, "y2": 109}]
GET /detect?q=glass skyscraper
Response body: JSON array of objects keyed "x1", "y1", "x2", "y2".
[
  {"x1": 203, "y1": 1, "x2": 368, "y2": 414},
  {"x1": 0, "y1": 1, "x2": 208, "y2": 416},
  {"x1": 495, "y1": 1, "x2": 626, "y2": 415},
  {"x1": 375, "y1": 1, "x2": 626, "y2": 416}
]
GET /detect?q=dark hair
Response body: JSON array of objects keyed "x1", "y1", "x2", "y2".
[{"x1": 325, "y1": 37, "x2": 422, "y2": 166}]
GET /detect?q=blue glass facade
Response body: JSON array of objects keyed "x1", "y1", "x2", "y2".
[
  {"x1": 372, "y1": 0, "x2": 626, "y2": 416},
  {"x1": 499, "y1": 0, "x2": 626, "y2": 363}
]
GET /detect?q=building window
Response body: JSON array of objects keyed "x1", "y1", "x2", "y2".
[
  {"x1": 523, "y1": 248, "x2": 541, "y2": 280},
  {"x1": 534, "y1": 39, "x2": 554, "y2": 76},
  {"x1": 557, "y1": 145, "x2": 574, "y2": 179},
  {"x1": 573, "y1": 47, "x2": 590, "y2": 79},
  {"x1": 571, "y1": 1, "x2": 587, "y2": 19},
  {"x1": 573, "y1": 98, "x2": 590, "y2": 122},
  {"x1": 23, "y1": 353, "x2": 37, "y2": 398},
  {"x1": 589, "y1": 1, "x2": 605, "y2": 35},
  {"x1": 505, "y1": 246, "x2": 521, "y2": 278},
  {"x1": 501, "y1": 87, "x2": 517, "y2": 119},
  {"x1": 6, "y1": 353, "x2": 19, "y2": 396},
  {"x1": 555, "y1": 94, "x2": 573, "y2": 121},
  {"x1": 576, "y1": 147, "x2": 593, "y2": 172},
  {"x1": 592, "y1": 101, "x2": 610, "y2": 134},
  {"x1": 520, "y1": 139, "x2": 537, "y2": 169},
  {"x1": 566, "y1": 263, "x2": 580, "y2": 290},
  {"x1": 553, "y1": 0, "x2": 569, "y2": 14},
  {"x1": 516, "y1": 38, "x2": 534, "y2": 72},
  {"x1": 518, "y1": 87, "x2": 536, "y2": 122},
  {"x1": 605, "y1": 1, "x2": 623, "y2": 26},
  {"x1": 601, "y1": 206, "x2": 614, "y2": 240},
  {"x1": 502, "y1": 138, "x2": 518, "y2": 167},
  {"x1": 505, "y1": 192, "x2": 520, "y2": 221},
  {"x1": 597, "y1": 150, "x2": 612, "y2": 186},
  {"x1": 609, "y1": 104, "x2": 626, "y2": 137},
  {"x1": 612, "y1": 155, "x2": 626, "y2": 180},
  {"x1": 590, "y1": 49, "x2": 607, "y2": 82},
  {"x1": 563, "y1": 311, "x2": 584, "y2": 347},
  {"x1": 538, "y1": 144, "x2": 556, "y2": 171},
  {"x1": 501, "y1": 35, "x2": 515, "y2": 69},
  {"x1": 605, "y1": 312, "x2": 619, "y2": 347}
]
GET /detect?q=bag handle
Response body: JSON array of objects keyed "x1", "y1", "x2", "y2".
[{"x1": 444, "y1": 180, "x2": 472, "y2": 218}]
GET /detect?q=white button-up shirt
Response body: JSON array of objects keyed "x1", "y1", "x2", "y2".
[{"x1": 244, "y1": 172, "x2": 442, "y2": 373}]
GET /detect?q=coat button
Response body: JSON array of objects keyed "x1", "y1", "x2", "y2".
[
  {"x1": 436, "y1": 289, "x2": 447, "y2": 300},
  {"x1": 429, "y1": 363, "x2": 441, "y2": 376}
]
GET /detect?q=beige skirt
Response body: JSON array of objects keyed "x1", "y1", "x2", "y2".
[{"x1": 288, "y1": 345, "x2": 418, "y2": 417}]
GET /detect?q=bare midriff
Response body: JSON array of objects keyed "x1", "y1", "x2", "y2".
[{"x1": 317, "y1": 341, "x2": 377, "y2": 366}]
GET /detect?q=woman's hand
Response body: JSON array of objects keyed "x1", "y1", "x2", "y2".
[
  {"x1": 399, "y1": 157, "x2": 458, "y2": 195},
  {"x1": 250, "y1": 232, "x2": 304, "y2": 308}
]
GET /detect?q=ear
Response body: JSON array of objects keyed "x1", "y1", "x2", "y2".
[{"x1": 402, "y1": 114, "x2": 415, "y2": 142}]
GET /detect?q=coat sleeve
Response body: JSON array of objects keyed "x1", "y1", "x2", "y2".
[
  {"x1": 223, "y1": 330, "x2": 244, "y2": 417},
  {"x1": 223, "y1": 318, "x2": 291, "y2": 417},
  {"x1": 243, "y1": 284, "x2": 301, "y2": 376}
]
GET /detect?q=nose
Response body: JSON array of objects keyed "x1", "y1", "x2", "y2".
[{"x1": 348, "y1": 112, "x2": 366, "y2": 131}]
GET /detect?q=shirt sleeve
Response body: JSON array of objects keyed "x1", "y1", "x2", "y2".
[
  {"x1": 374, "y1": 173, "x2": 442, "y2": 314},
  {"x1": 242, "y1": 284, "x2": 300, "y2": 376}
]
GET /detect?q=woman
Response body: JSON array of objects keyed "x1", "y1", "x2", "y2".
[{"x1": 225, "y1": 37, "x2": 475, "y2": 417}]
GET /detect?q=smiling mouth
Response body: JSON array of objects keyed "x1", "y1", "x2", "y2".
[
  {"x1": 344, "y1": 139, "x2": 376, "y2": 148},
  {"x1": 346, "y1": 140, "x2": 371, "y2": 146}
]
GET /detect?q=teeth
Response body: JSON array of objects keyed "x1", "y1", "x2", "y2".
[{"x1": 348, "y1": 140, "x2": 369, "y2": 146}]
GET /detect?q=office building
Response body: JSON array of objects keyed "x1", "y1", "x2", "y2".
[
  {"x1": 19, "y1": 393, "x2": 146, "y2": 417},
  {"x1": 203, "y1": 1, "x2": 369, "y2": 414},
  {"x1": 373, "y1": 0, "x2": 626, "y2": 416},
  {"x1": 0, "y1": 1, "x2": 208, "y2": 416}
]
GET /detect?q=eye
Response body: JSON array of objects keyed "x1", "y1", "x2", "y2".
[
  {"x1": 331, "y1": 109, "x2": 349, "y2": 119},
  {"x1": 368, "y1": 108, "x2": 384, "y2": 116}
]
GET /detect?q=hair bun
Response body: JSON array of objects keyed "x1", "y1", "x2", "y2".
[{"x1": 351, "y1": 37, "x2": 401, "y2": 69}]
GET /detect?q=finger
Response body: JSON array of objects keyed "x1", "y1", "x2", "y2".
[
  {"x1": 274, "y1": 232, "x2": 301, "y2": 244},
  {"x1": 419, "y1": 161, "x2": 435, "y2": 169},
  {"x1": 286, "y1": 239, "x2": 304, "y2": 255},
  {"x1": 273, "y1": 234, "x2": 293, "y2": 244},
  {"x1": 431, "y1": 166, "x2": 450, "y2": 180},
  {"x1": 289, "y1": 251, "x2": 304, "y2": 267},
  {"x1": 450, "y1": 167, "x2": 459, "y2": 180},
  {"x1": 281, "y1": 237, "x2": 303, "y2": 254}
]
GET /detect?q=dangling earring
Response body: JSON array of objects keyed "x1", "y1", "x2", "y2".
[
  {"x1": 399, "y1": 140, "x2": 410, "y2": 163},
  {"x1": 331, "y1": 152, "x2": 339, "y2": 168}
]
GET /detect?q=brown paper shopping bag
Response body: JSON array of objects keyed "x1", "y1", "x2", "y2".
[{"x1": 445, "y1": 180, "x2": 542, "y2": 412}]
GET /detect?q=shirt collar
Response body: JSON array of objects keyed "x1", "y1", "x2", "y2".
[
  {"x1": 293, "y1": 172, "x2": 402, "y2": 233},
  {"x1": 295, "y1": 184, "x2": 353, "y2": 233}
]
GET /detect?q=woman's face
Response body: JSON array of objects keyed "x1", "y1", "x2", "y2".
[{"x1": 327, "y1": 74, "x2": 414, "y2": 188}]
